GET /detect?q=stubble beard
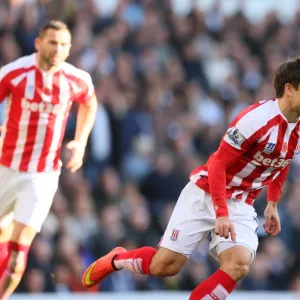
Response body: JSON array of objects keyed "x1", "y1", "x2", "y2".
[{"x1": 39, "y1": 52, "x2": 60, "y2": 69}]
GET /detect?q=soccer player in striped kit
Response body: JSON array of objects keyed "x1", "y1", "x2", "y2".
[
  {"x1": 82, "y1": 56, "x2": 300, "y2": 299},
  {"x1": 0, "y1": 20, "x2": 97, "y2": 298}
]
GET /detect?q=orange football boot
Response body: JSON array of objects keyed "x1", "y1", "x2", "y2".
[{"x1": 82, "y1": 247, "x2": 126, "y2": 288}]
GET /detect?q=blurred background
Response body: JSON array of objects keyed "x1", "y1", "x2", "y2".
[{"x1": 1, "y1": 0, "x2": 300, "y2": 296}]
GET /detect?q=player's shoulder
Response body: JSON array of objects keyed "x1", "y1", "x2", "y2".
[
  {"x1": 234, "y1": 99, "x2": 278, "y2": 125},
  {"x1": 0, "y1": 54, "x2": 35, "y2": 79},
  {"x1": 224, "y1": 100, "x2": 278, "y2": 148},
  {"x1": 62, "y1": 62, "x2": 92, "y2": 83}
]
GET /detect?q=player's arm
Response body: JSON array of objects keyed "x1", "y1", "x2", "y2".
[
  {"x1": 208, "y1": 132, "x2": 254, "y2": 242},
  {"x1": 208, "y1": 142, "x2": 249, "y2": 242},
  {"x1": 209, "y1": 101, "x2": 267, "y2": 218},
  {"x1": 209, "y1": 121, "x2": 255, "y2": 218},
  {"x1": 66, "y1": 94, "x2": 97, "y2": 173},
  {"x1": 208, "y1": 144, "x2": 244, "y2": 218},
  {"x1": 208, "y1": 103, "x2": 266, "y2": 241},
  {"x1": 267, "y1": 165, "x2": 290, "y2": 204},
  {"x1": 0, "y1": 66, "x2": 12, "y2": 102},
  {"x1": 73, "y1": 94, "x2": 98, "y2": 147},
  {"x1": 0, "y1": 66, "x2": 13, "y2": 133},
  {"x1": 264, "y1": 165, "x2": 290, "y2": 236},
  {"x1": 66, "y1": 72, "x2": 98, "y2": 173}
]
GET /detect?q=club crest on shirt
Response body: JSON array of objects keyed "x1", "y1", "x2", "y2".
[
  {"x1": 263, "y1": 142, "x2": 276, "y2": 154},
  {"x1": 170, "y1": 229, "x2": 180, "y2": 241},
  {"x1": 227, "y1": 127, "x2": 246, "y2": 146}
]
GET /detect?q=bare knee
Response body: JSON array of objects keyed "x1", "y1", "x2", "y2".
[
  {"x1": 11, "y1": 221, "x2": 37, "y2": 246},
  {"x1": 150, "y1": 248, "x2": 187, "y2": 277},
  {"x1": 219, "y1": 246, "x2": 252, "y2": 281},
  {"x1": 221, "y1": 261, "x2": 250, "y2": 281}
]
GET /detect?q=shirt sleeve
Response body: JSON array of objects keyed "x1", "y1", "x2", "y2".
[
  {"x1": 0, "y1": 67, "x2": 11, "y2": 102},
  {"x1": 208, "y1": 143, "x2": 244, "y2": 218},
  {"x1": 222, "y1": 124, "x2": 256, "y2": 154},
  {"x1": 222, "y1": 103, "x2": 267, "y2": 153},
  {"x1": 75, "y1": 73, "x2": 95, "y2": 105},
  {"x1": 209, "y1": 103, "x2": 268, "y2": 217},
  {"x1": 267, "y1": 166, "x2": 290, "y2": 203}
]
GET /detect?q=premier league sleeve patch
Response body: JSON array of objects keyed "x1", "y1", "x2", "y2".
[{"x1": 224, "y1": 127, "x2": 246, "y2": 149}]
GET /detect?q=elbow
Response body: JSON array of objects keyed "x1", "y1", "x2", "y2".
[
  {"x1": 89, "y1": 95, "x2": 98, "y2": 110},
  {"x1": 82, "y1": 94, "x2": 98, "y2": 109}
]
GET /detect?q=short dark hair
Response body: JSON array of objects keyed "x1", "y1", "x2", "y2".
[
  {"x1": 39, "y1": 20, "x2": 71, "y2": 38},
  {"x1": 273, "y1": 56, "x2": 300, "y2": 98}
]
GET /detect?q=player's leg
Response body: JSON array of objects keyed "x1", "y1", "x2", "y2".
[
  {"x1": 83, "y1": 245, "x2": 187, "y2": 287},
  {"x1": 189, "y1": 245, "x2": 252, "y2": 300},
  {"x1": 0, "y1": 170, "x2": 59, "y2": 299},
  {"x1": 0, "y1": 218, "x2": 14, "y2": 276},
  {"x1": 0, "y1": 166, "x2": 20, "y2": 281},
  {"x1": 0, "y1": 221, "x2": 37, "y2": 299},
  {"x1": 149, "y1": 247, "x2": 187, "y2": 276},
  {"x1": 189, "y1": 201, "x2": 258, "y2": 300},
  {"x1": 0, "y1": 223, "x2": 14, "y2": 272},
  {"x1": 113, "y1": 246, "x2": 187, "y2": 277},
  {"x1": 82, "y1": 182, "x2": 215, "y2": 287},
  {"x1": 0, "y1": 218, "x2": 14, "y2": 244},
  {"x1": 219, "y1": 245, "x2": 252, "y2": 281}
]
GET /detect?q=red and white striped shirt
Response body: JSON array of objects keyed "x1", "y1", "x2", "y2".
[
  {"x1": 190, "y1": 99, "x2": 300, "y2": 207},
  {"x1": 0, "y1": 53, "x2": 94, "y2": 173}
]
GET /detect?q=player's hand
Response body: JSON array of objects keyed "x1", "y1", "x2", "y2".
[
  {"x1": 65, "y1": 140, "x2": 85, "y2": 173},
  {"x1": 215, "y1": 216, "x2": 236, "y2": 242},
  {"x1": 264, "y1": 201, "x2": 281, "y2": 236}
]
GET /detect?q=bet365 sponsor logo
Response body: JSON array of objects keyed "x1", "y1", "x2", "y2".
[
  {"x1": 21, "y1": 98, "x2": 67, "y2": 115},
  {"x1": 252, "y1": 151, "x2": 291, "y2": 168}
]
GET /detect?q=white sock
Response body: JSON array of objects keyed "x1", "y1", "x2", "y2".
[
  {"x1": 202, "y1": 284, "x2": 229, "y2": 300},
  {"x1": 114, "y1": 258, "x2": 145, "y2": 275}
]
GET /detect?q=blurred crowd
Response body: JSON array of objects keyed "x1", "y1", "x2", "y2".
[{"x1": 1, "y1": 0, "x2": 300, "y2": 294}]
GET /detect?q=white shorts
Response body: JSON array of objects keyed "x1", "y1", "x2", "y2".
[
  {"x1": 0, "y1": 165, "x2": 60, "y2": 232},
  {"x1": 159, "y1": 181, "x2": 259, "y2": 260}
]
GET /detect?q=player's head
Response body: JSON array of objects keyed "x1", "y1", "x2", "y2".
[
  {"x1": 273, "y1": 56, "x2": 300, "y2": 110},
  {"x1": 35, "y1": 20, "x2": 71, "y2": 68}
]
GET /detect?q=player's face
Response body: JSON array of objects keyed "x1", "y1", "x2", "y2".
[{"x1": 35, "y1": 29, "x2": 71, "y2": 67}]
